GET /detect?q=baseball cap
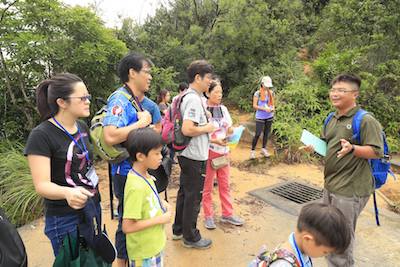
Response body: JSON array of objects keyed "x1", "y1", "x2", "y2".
[{"x1": 261, "y1": 76, "x2": 273, "y2": 87}]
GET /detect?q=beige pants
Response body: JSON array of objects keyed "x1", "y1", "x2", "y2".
[{"x1": 323, "y1": 189, "x2": 370, "y2": 267}]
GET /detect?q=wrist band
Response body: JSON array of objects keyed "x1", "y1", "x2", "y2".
[{"x1": 350, "y1": 144, "x2": 355, "y2": 154}]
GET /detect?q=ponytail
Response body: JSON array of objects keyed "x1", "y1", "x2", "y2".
[
  {"x1": 36, "y1": 80, "x2": 54, "y2": 121},
  {"x1": 35, "y1": 73, "x2": 83, "y2": 121}
]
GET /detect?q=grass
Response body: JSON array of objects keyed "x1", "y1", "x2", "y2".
[{"x1": 0, "y1": 142, "x2": 43, "y2": 227}]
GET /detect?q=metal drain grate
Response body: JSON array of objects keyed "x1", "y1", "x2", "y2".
[
  {"x1": 249, "y1": 181, "x2": 323, "y2": 216},
  {"x1": 270, "y1": 182, "x2": 323, "y2": 204}
]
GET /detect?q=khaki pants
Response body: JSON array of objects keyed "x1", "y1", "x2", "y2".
[{"x1": 323, "y1": 189, "x2": 370, "y2": 267}]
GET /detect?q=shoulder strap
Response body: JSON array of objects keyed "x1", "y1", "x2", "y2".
[
  {"x1": 173, "y1": 90, "x2": 196, "y2": 119},
  {"x1": 108, "y1": 88, "x2": 142, "y2": 112},
  {"x1": 323, "y1": 112, "x2": 335, "y2": 135},
  {"x1": 351, "y1": 109, "x2": 368, "y2": 144}
]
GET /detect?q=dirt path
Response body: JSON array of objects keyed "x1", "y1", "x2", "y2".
[{"x1": 19, "y1": 143, "x2": 400, "y2": 266}]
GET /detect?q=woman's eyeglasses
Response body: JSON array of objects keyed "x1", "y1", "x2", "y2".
[{"x1": 66, "y1": 95, "x2": 92, "y2": 102}]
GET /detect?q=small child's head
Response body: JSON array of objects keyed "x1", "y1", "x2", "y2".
[
  {"x1": 126, "y1": 128, "x2": 163, "y2": 170},
  {"x1": 296, "y1": 203, "x2": 351, "y2": 258}
]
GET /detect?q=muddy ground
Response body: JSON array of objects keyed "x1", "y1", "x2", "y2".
[{"x1": 19, "y1": 142, "x2": 400, "y2": 267}]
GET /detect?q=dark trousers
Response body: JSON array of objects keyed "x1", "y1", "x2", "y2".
[
  {"x1": 251, "y1": 118, "x2": 273, "y2": 150},
  {"x1": 173, "y1": 156, "x2": 206, "y2": 242},
  {"x1": 113, "y1": 174, "x2": 128, "y2": 259}
]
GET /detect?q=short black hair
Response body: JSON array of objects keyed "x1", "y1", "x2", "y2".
[
  {"x1": 178, "y1": 82, "x2": 188, "y2": 92},
  {"x1": 209, "y1": 79, "x2": 221, "y2": 93},
  {"x1": 126, "y1": 128, "x2": 163, "y2": 162},
  {"x1": 297, "y1": 203, "x2": 351, "y2": 254},
  {"x1": 331, "y1": 74, "x2": 361, "y2": 90},
  {"x1": 187, "y1": 60, "x2": 214, "y2": 83},
  {"x1": 118, "y1": 53, "x2": 153, "y2": 83}
]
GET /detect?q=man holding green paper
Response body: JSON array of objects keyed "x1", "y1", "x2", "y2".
[{"x1": 304, "y1": 74, "x2": 383, "y2": 267}]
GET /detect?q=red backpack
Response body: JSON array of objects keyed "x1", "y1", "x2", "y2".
[
  {"x1": 161, "y1": 91, "x2": 194, "y2": 151},
  {"x1": 161, "y1": 105, "x2": 174, "y2": 144}
]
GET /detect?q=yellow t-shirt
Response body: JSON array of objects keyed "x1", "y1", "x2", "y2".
[{"x1": 123, "y1": 172, "x2": 166, "y2": 260}]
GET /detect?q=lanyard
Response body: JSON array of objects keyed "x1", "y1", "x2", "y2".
[
  {"x1": 289, "y1": 232, "x2": 313, "y2": 267},
  {"x1": 130, "y1": 168, "x2": 166, "y2": 213},
  {"x1": 52, "y1": 117, "x2": 90, "y2": 163}
]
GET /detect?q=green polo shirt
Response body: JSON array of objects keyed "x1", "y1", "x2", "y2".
[{"x1": 322, "y1": 106, "x2": 384, "y2": 197}]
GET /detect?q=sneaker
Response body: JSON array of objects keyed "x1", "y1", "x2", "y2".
[
  {"x1": 183, "y1": 238, "x2": 212, "y2": 249},
  {"x1": 261, "y1": 148, "x2": 270, "y2": 158},
  {"x1": 204, "y1": 218, "x2": 216, "y2": 230},
  {"x1": 221, "y1": 215, "x2": 244, "y2": 226},
  {"x1": 250, "y1": 150, "x2": 256, "y2": 159},
  {"x1": 172, "y1": 233, "x2": 183, "y2": 240}
]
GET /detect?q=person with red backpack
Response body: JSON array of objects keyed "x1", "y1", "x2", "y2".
[
  {"x1": 303, "y1": 74, "x2": 384, "y2": 267},
  {"x1": 171, "y1": 60, "x2": 217, "y2": 249}
]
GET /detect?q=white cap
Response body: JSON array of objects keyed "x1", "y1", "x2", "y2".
[{"x1": 261, "y1": 76, "x2": 273, "y2": 87}]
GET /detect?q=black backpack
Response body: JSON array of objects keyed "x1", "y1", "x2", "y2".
[{"x1": 0, "y1": 208, "x2": 28, "y2": 267}]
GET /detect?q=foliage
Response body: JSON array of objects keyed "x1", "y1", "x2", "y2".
[
  {"x1": 0, "y1": 142, "x2": 43, "y2": 226},
  {"x1": 148, "y1": 66, "x2": 179, "y2": 101},
  {"x1": 0, "y1": 0, "x2": 127, "y2": 140}
]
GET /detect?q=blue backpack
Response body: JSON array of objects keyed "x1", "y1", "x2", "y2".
[{"x1": 324, "y1": 109, "x2": 396, "y2": 226}]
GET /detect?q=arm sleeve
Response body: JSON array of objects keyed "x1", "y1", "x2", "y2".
[
  {"x1": 361, "y1": 114, "x2": 384, "y2": 157},
  {"x1": 181, "y1": 94, "x2": 202, "y2": 124},
  {"x1": 151, "y1": 102, "x2": 162, "y2": 124},
  {"x1": 24, "y1": 128, "x2": 52, "y2": 158},
  {"x1": 103, "y1": 93, "x2": 136, "y2": 127},
  {"x1": 123, "y1": 183, "x2": 144, "y2": 220}
]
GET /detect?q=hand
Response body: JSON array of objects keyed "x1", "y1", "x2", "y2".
[
  {"x1": 337, "y1": 139, "x2": 353, "y2": 158},
  {"x1": 299, "y1": 145, "x2": 315, "y2": 153},
  {"x1": 162, "y1": 200, "x2": 170, "y2": 211},
  {"x1": 137, "y1": 111, "x2": 152, "y2": 128},
  {"x1": 215, "y1": 138, "x2": 228, "y2": 146},
  {"x1": 158, "y1": 209, "x2": 172, "y2": 224},
  {"x1": 65, "y1": 187, "x2": 94, "y2": 209},
  {"x1": 203, "y1": 122, "x2": 218, "y2": 133}
]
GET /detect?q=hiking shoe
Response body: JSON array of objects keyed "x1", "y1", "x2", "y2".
[
  {"x1": 261, "y1": 148, "x2": 270, "y2": 158},
  {"x1": 183, "y1": 238, "x2": 212, "y2": 249},
  {"x1": 250, "y1": 150, "x2": 256, "y2": 159},
  {"x1": 221, "y1": 215, "x2": 244, "y2": 226},
  {"x1": 204, "y1": 218, "x2": 217, "y2": 230},
  {"x1": 172, "y1": 233, "x2": 183, "y2": 240}
]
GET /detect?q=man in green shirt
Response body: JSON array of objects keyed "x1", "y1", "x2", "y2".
[{"x1": 321, "y1": 74, "x2": 384, "y2": 267}]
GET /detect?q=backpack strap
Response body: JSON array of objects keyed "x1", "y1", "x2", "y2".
[
  {"x1": 107, "y1": 87, "x2": 143, "y2": 112},
  {"x1": 173, "y1": 90, "x2": 197, "y2": 120},
  {"x1": 323, "y1": 112, "x2": 335, "y2": 136},
  {"x1": 351, "y1": 109, "x2": 368, "y2": 144}
]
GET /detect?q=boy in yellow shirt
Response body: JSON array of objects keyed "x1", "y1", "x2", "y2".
[{"x1": 122, "y1": 128, "x2": 171, "y2": 266}]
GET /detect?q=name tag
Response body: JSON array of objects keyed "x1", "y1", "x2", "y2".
[{"x1": 86, "y1": 166, "x2": 99, "y2": 187}]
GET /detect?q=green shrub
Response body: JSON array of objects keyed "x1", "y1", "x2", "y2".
[{"x1": 0, "y1": 142, "x2": 43, "y2": 227}]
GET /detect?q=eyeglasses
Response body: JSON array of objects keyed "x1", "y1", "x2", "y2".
[
  {"x1": 329, "y1": 88, "x2": 357, "y2": 93},
  {"x1": 66, "y1": 94, "x2": 92, "y2": 102}
]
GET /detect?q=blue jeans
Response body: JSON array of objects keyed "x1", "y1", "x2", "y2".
[
  {"x1": 44, "y1": 201, "x2": 101, "y2": 256},
  {"x1": 45, "y1": 212, "x2": 79, "y2": 256}
]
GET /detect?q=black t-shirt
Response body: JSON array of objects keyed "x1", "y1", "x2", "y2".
[{"x1": 24, "y1": 120, "x2": 100, "y2": 216}]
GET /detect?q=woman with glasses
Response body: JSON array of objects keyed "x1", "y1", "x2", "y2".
[{"x1": 24, "y1": 73, "x2": 101, "y2": 256}]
